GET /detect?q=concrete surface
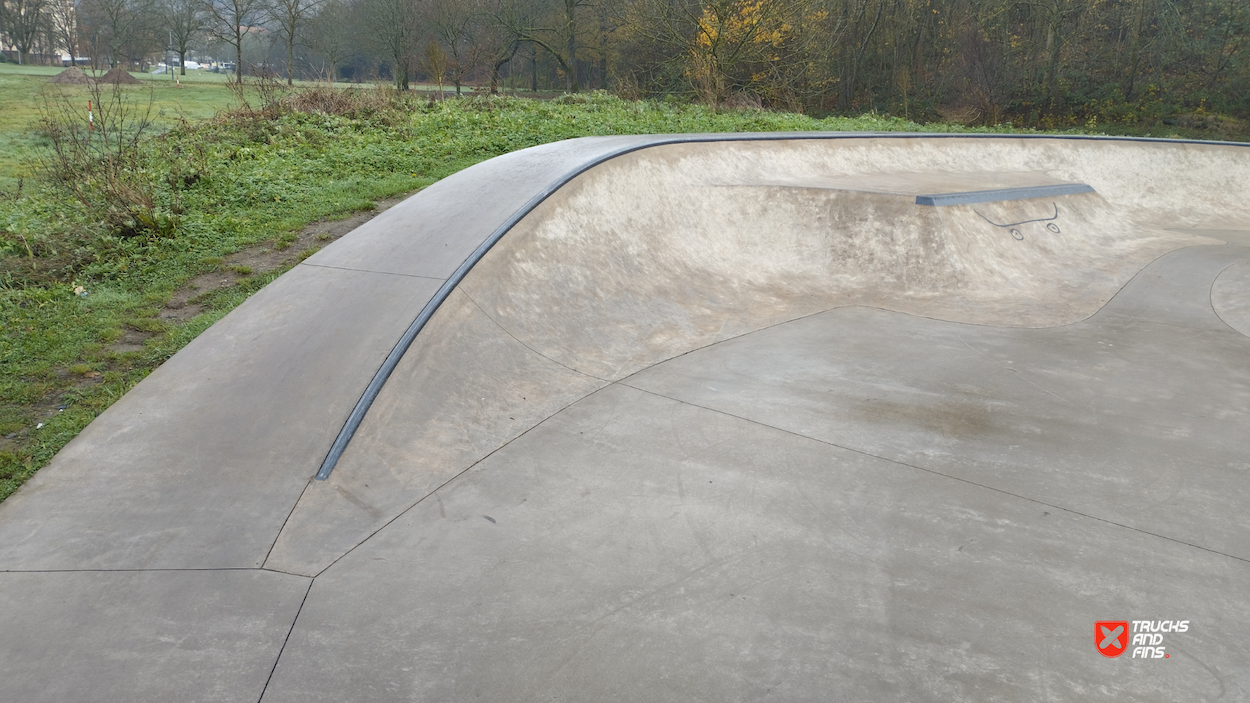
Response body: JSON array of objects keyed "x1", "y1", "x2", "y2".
[
  {"x1": 264, "y1": 384, "x2": 1250, "y2": 702},
  {"x1": 0, "y1": 570, "x2": 309, "y2": 701},
  {"x1": 1, "y1": 134, "x2": 1248, "y2": 701},
  {"x1": 0, "y1": 266, "x2": 442, "y2": 570}
]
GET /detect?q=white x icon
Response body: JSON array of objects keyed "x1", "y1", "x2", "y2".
[{"x1": 1100, "y1": 625, "x2": 1125, "y2": 650}]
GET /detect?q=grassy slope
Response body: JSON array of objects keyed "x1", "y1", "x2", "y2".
[{"x1": 0, "y1": 74, "x2": 1234, "y2": 503}]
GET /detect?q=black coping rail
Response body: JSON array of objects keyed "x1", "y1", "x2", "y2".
[{"x1": 314, "y1": 132, "x2": 1249, "y2": 481}]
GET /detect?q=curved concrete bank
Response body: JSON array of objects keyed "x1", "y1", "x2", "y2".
[{"x1": 3, "y1": 134, "x2": 1250, "y2": 701}]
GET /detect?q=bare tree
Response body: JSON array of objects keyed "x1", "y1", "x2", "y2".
[
  {"x1": 158, "y1": 0, "x2": 205, "y2": 74},
  {"x1": 204, "y1": 0, "x2": 268, "y2": 82},
  {"x1": 266, "y1": 0, "x2": 321, "y2": 84},
  {"x1": 484, "y1": 0, "x2": 583, "y2": 92},
  {"x1": 1, "y1": 0, "x2": 51, "y2": 64},
  {"x1": 48, "y1": 0, "x2": 83, "y2": 65},
  {"x1": 359, "y1": 0, "x2": 417, "y2": 89},
  {"x1": 80, "y1": 0, "x2": 156, "y2": 67},
  {"x1": 425, "y1": 0, "x2": 478, "y2": 95},
  {"x1": 560, "y1": 0, "x2": 577, "y2": 90},
  {"x1": 305, "y1": 0, "x2": 350, "y2": 80},
  {"x1": 473, "y1": 2, "x2": 522, "y2": 94}
]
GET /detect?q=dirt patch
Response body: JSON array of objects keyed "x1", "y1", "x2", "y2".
[
  {"x1": 99, "y1": 67, "x2": 142, "y2": 84},
  {"x1": 160, "y1": 191, "x2": 415, "y2": 320},
  {"x1": 159, "y1": 300, "x2": 204, "y2": 323},
  {"x1": 107, "y1": 328, "x2": 150, "y2": 354},
  {"x1": 49, "y1": 67, "x2": 93, "y2": 85}
]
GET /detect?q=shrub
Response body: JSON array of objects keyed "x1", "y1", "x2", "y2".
[{"x1": 37, "y1": 81, "x2": 179, "y2": 239}]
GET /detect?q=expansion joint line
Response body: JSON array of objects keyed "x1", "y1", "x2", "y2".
[
  {"x1": 263, "y1": 477, "x2": 314, "y2": 568},
  {"x1": 257, "y1": 578, "x2": 314, "y2": 703},
  {"x1": 310, "y1": 382, "x2": 623, "y2": 579}
]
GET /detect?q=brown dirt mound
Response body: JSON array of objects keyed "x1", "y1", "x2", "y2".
[
  {"x1": 49, "y1": 67, "x2": 93, "y2": 85},
  {"x1": 99, "y1": 67, "x2": 142, "y2": 84}
]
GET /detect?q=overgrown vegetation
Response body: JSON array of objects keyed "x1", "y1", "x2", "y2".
[
  {"x1": 0, "y1": 75, "x2": 1201, "y2": 502},
  {"x1": 37, "y1": 79, "x2": 178, "y2": 239}
]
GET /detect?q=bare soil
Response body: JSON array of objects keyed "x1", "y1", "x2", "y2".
[
  {"x1": 99, "y1": 67, "x2": 141, "y2": 85},
  {"x1": 48, "y1": 67, "x2": 92, "y2": 85},
  {"x1": 149, "y1": 191, "x2": 414, "y2": 335}
]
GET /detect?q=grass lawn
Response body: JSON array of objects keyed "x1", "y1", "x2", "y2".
[
  {"x1": 0, "y1": 66, "x2": 241, "y2": 191},
  {"x1": 0, "y1": 76, "x2": 1244, "y2": 504}
]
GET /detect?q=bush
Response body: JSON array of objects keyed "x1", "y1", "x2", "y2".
[{"x1": 37, "y1": 80, "x2": 179, "y2": 239}]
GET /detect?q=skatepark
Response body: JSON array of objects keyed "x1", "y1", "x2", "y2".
[{"x1": 2, "y1": 133, "x2": 1248, "y2": 700}]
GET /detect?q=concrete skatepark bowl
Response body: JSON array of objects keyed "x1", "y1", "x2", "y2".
[{"x1": 2, "y1": 134, "x2": 1249, "y2": 701}]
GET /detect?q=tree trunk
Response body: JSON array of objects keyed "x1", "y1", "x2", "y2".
[
  {"x1": 491, "y1": 42, "x2": 519, "y2": 95},
  {"x1": 236, "y1": 28, "x2": 244, "y2": 84},
  {"x1": 565, "y1": 0, "x2": 578, "y2": 92},
  {"x1": 1042, "y1": 20, "x2": 1061, "y2": 114},
  {"x1": 179, "y1": 50, "x2": 187, "y2": 75},
  {"x1": 397, "y1": 56, "x2": 410, "y2": 90},
  {"x1": 596, "y1": 2, "x2": 609, "y2": 90},
  {"x1": 288, "y1": 36, "x2": 295, "y2": 85},
  {"x1": 840, "y1": 0, "x2": 884, "y2": 111}
]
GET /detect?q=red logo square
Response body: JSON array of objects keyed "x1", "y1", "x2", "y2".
[{"x1": 1096, "y1": 621, "x2": 1129, "y2": 657}]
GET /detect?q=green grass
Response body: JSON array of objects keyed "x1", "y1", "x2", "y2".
[
  {"x1": 0, "y1": 82, "x2": 1240, "y2": 503},
  {"x1": 0, "y1": 64, "x2": 70, "y2": 76},
  {"x1": 0, "y1": 68, "x2": 241, "y2": 191}
]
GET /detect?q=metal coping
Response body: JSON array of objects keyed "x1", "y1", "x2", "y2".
[
  {"x1": 915, "y1": 183, "x2": 1095, "y2": 206},
  {"x1": 315, "y1": 132, "x2": 1250, "y2": 480}
]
